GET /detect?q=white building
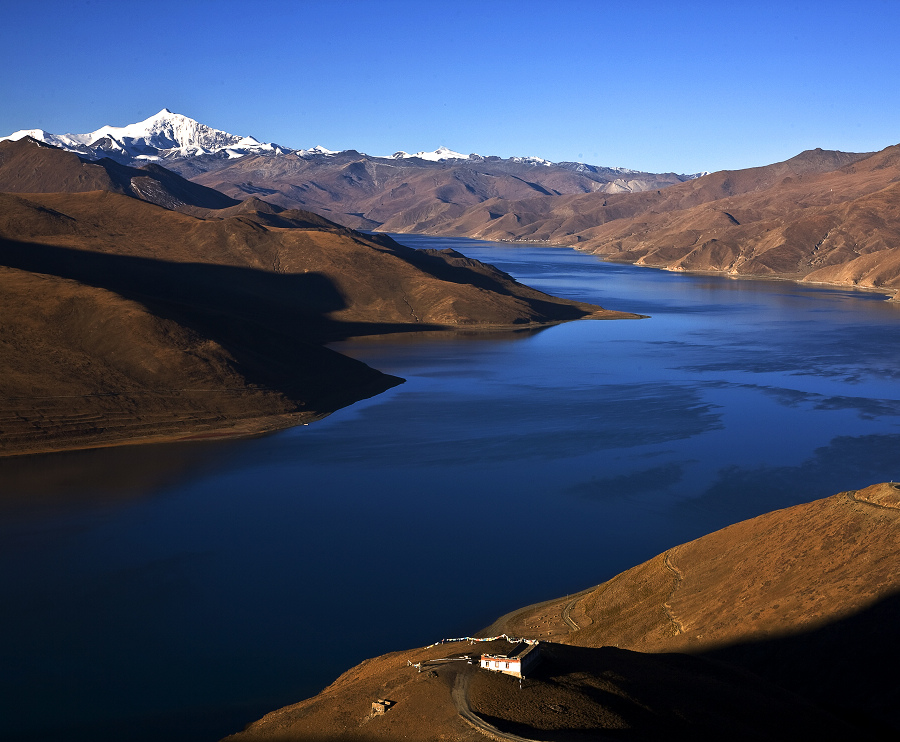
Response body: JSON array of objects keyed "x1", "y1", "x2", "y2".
[{"x1": 479, "y1": 641, "x2": 541, "y2": 678}]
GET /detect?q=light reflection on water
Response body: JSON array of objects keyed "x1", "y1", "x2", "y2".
[{"x1": 1, "y1": 236, "x2": 899, "y2": 741}]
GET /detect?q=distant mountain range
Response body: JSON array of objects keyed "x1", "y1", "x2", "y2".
[
  {"x1": 0, "y1": 108, "x2": 707, "y2": 176},
  {"x1": 0, "y1": 110, "x2": 708, "y2": 230},
  {"x1": 4, "y1": 109, "x2": 898, "y2": 298},
  {"x1": 420, "y1": 144, "x2": 900, "y2": 297}
]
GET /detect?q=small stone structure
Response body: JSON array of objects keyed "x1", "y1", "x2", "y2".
[{"x1": 371, "y1": 699, "x2": 394, "y2": 715}]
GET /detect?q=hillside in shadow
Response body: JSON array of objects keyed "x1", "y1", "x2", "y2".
[
  {"x1": 466, "y1": 637, "x2": 874, "y2": 741},
  {"x1": 703, "y1": 590, "x2": 900, "y2": 736},
  {"x1": 0, "y1": 237, "x2": 400, "y2": 456},
  {"x1": 468, "y1": 594, "x2": 900, "y2": 740}
]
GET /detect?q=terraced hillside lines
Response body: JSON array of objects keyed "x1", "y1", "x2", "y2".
[
  {"x1": 0, "y1": 390, "x2": 301, "y2": 456},
  {"x1": 0, "y1": 262, "x2": 336, "y2": 456}
]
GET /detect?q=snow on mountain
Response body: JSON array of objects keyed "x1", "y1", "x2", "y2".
[
  {"x1": 0, "y1": 109, "x2": 286, "y2": 162},
  {"x1": 87, "y1": 109, "x2": 288, "y2": 159},
  {"x1": 386, "y1": 145, "x2": 470, "y2": 162},
  {"x1": 509, "y1": 155, "x2": 553, "y2": 166},
  {"x1": 0, "y1": 128, "x2": 91, "y2": 151},
  {"x1": 556, "y1": 161, "x2": 642, "y2": 176},
  {"x1": 296, "y1": 145, "x2": 338, "y2": 156}
]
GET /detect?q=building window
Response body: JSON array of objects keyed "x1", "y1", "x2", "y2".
[{"x1": 505, "y1": 662, "x2": 510, "y2": 669}]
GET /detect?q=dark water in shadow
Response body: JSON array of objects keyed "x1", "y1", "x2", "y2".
[{"x1": 1, "y1": 236, "x2": 899, "y2": 741}]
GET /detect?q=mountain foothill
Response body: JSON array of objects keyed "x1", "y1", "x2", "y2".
[
  {"x1": 0, "y1": 137, "x2": 634, "y2": 457},
  {"x1": 384, "y1": 146, "x2": 900, "y2": 297}
]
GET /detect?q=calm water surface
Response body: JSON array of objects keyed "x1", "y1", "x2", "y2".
[{"x1": 2, "y1": 235, "x2": 899, "y2": 741}]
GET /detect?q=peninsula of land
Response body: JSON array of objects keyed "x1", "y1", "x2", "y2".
[{"x1": 0, "y1": 138, "x2": 638, "y2": 457}]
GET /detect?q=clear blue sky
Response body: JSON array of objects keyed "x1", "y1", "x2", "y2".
[{"x1": 2, "y1": 0, "x2": 898, "y2": 174}]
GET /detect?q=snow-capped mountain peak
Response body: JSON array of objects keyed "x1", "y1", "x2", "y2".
[
  {"x1": 83, "y1": 109, "x2": 279, "y2": 159},
  {"x1": 1, "y1": 128, "x2": 54, "y2": 143},
  {"x1": 0, "y1": 109, "x2": 285, "y2": 163}
]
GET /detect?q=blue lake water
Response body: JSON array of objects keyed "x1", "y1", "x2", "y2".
[{"x1": 1, "y1": 235, "x2": 899, "y2": 741}]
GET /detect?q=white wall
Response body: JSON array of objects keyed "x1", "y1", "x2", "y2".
[{"x1": 481, "y1": 658, "x2": 522, "y2": 676}]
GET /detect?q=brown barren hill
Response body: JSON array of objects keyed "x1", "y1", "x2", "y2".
[
  {"x1": 0, "y1": 137, "x2": 238, "y2": 210},
  {"x1": 400, "y1": 145, "x2": 900, "y2": 297},
  {"x1": 377, "y1": 147, "x2": 872, "y2": 239},
  {"x1": 225, "y1": 484, "x2": 900, "y2": 741},
  {"x1": 0, "y1": 190, "x2": 631, "y2": 330},
  {"x1": 0, "y1": 263, "x2": 375, "y2": 456},
  {"x1": 0, "y1": 185, "x2": 633, "y2": 456},
  {"x1": 185, "y1": 149, "x2": 696, "y2": 231}
]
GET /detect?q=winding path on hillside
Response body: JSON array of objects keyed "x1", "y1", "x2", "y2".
[
  {"x1": 452, "y1": 668, "x2": 540, "y2": 741},
  {"x1": 663, "y1": 549, "x2": 687, "y2": 636},
  {"x1": 561, "y1": 596, "x2": 581, "y2": 631}
]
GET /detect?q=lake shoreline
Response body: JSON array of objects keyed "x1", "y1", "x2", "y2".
[
  {"x1": 382, "y1": 231, "x2": 900, "y2": 301},
  {"x1": 589, "y1": 254, "x2": 900, "y2": 301},
  {"x1": 0, "y1": 310, "x2": 647, "y2": 459}
]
